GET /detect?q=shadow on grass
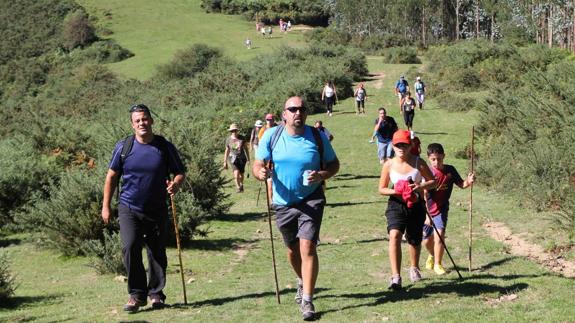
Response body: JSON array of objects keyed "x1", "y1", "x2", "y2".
[
  {"x1": 0, "y1": 237, "x2": 21, "y2": 247},
  {"x1": 184, "y1": 238, "x2": 259, "y2": 251},
  {"x1": 0, "y1": 294, "x2": 64, "y2": 309},
  {"x1": 477, "y1": 256, "x2": 519, "y2": 271},
  {"x1": 316, "y1": 281, "x2": 529, "y2": 315},
  {"x1": 326, "y1": 201, "x2": 377, "y2": 208},
  {"x1": 325, "y1": 184, "x2": 357, "y2": 190},
  {"x1": 333, "y1": 174, "x2": 380, "y2": 181},
  {"x1": 140, "y1": 288, "x2": 331, "y2": 311},
  {"x1": 213, "y1": 212, "x2": 264, "y2": 223}
]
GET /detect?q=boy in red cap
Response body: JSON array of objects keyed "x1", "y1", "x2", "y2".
[
  {"x1": 379, "y1": 130, "x2": 435, "y2": 290},
  {"x1": 423, "y1": 143, "x2": 475, "y2": 275}
]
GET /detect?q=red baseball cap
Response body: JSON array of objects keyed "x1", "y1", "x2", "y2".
[
  {"x1": 265, "y1": 113, "x2": 274, "y2": 120},
  {"x1": 392, "y1": 130, "x2": 412, "y2": 145}
]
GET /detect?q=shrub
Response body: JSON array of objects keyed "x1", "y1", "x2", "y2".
[
  {"x1": 16, "y1": 168, "x2": 105, "y2": 256},
  {"x1": 381, "y1": 47, "x2": 421, "y2": 64},
  {"x1": 435, "y1": 91, "x2": 487, "y2": 112},
  {"x1": 82, "y1": 231, "x2": 125, "y2": 274},
  {"x1": 156, "y1": 44, "x2": 223, "y2": 80},
  {"x1": 0, "y1": 253, "x2": 16, "y2": 301},
  {"x1": 62, "y1": 9, "x2": 97, "y2": 51},
  {"x1": 70, "y1": 40, "x2": 133, "y2": 63}
]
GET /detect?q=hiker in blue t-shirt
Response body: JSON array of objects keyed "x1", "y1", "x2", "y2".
[
  {"x1": 253, "y1": 96, "x2": 339, "y2": 321},
  {"x1": 101, "y1": 104, "x2": 186, "y2": 313},
  {"x1": 394, "y1": 75, "x2": 410, "y2": 106}
]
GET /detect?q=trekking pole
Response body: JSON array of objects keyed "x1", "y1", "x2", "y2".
[
  {"x1": 169, "y1": 194, "x2": 188, "y2": 305},
  {"x1": 468, "y1": 126, "x2": 475, "y2": 272},
  {"x1": 264, "y1": 167, "x2": 281, "y2": 304},
  {"x1": 424, "y1": 207, "x2": 463, "y2": 280},
  {"x1": 256, "y1": 181, "x2": 262, "y2": 207}
]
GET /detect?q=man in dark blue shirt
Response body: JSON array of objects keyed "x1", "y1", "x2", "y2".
[{"x1": 101, "y1": 104, "x2": 186, "y2": 312}]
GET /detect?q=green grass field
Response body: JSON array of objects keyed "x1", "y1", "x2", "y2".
[
  {"x1": 77, "y1": 0, "x2": 308, "y2": 80},
  {"x1": 1, "y1": 0, "x2": 574, "y2": 322}
]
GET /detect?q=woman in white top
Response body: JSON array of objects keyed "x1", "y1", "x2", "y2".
[
  {"x1": 379, "y1": 129, "x2": 435, "y2": 290},
  {"x1": 321, "y1": 80, "x2": 337, "y2": 117}
]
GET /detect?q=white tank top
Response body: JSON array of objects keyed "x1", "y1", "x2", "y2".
[
  {"x1": 324, "y1": 85, "x2": 334, "y2": 97},
  {"x1": 389, "y1": 158, "x2": 422, "y2": 185}
]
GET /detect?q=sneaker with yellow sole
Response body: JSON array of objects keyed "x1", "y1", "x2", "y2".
[
  {"x1": 434, "y1": 264, "x2": 446, "y2": 275},
  {"x1": 425, "y1": 255, "x2": 434, "y2": 270}
]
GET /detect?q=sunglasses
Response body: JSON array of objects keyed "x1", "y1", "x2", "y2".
[
  {"x1": 285, "y1": 106, "x2": 307, "y2": 113},
  {"x1": 129, "y1": 104, "x2": 151, "y2": 114},
  {"x1": 395, "y1": 143, "x2": 410, "y2": 149}
]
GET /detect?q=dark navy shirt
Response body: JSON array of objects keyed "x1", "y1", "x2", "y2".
[{"x1": 109, "y1": 136, "x2": 186, "y2": 212}]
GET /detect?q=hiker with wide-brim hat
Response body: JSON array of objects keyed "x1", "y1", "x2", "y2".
[
  {"x1": 101, "y1": 104, "x2": 186, "y2": 313},
  {"x1": 378, "y1": 129, "x2": 435, "y2": 291},
  {"x1": 253, "y1": 96, "x2": 340, "y2": 321},
  {"x1": 224, "y1": 123, "x2": 250, "y2": 193}
]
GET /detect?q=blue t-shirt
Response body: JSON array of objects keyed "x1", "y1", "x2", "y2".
[
  {"x1": 395, "y1": 79, "x2": 408, "y2": 93},
  {"x1": 256, "y1": 125, "x2": 337, "y2": 206},
  {"x1": 109, "y1": 136, "x2": 186, "y2": 212}
]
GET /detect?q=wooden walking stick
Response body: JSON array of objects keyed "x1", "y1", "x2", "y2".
[
  {"x1": 170, "y1": 194, "x2": 188, "y2": 305},
  {"x1": 256, "y1": 181, "x2": 262, "y2": 206},
  {"x1": 468, "y1": 126, "x2": 475, "y2": 272},
  {"x1": 264, "y1": 165, "x2": 281, "y2": 304}
]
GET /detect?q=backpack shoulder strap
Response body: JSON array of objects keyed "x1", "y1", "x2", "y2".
[
  {"x1": 154, "y1": 135, "x2": 171, "y2": 179},
  {"x1": 120, "y1": 135, "x2": 135, "y2": 167},
  {"x1": 268, "y1": 125, "x2": 284, "y2": 164},
  {"x1": 310, "y1": 126, "x2": 324, "y2": 170}
]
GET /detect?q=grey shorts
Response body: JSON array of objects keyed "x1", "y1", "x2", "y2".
[{"x1": 272, "y1": 188, "x2": 326, "y2": 246}]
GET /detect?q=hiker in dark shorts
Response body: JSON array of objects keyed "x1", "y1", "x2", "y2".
[
  {"x1": 354, "y1": 82, "x2": 367, "y2": 114},
  {"x1": 321, "y1": 80, "x2": 338, "y2": 117},
  {"x1": 253, "y1": 96, "x2": 340, "y2": 321},
  {"x1": 224, "y1": 123, "x2": 250, "y2": 193},
  {"x1": 101, "y1": 104, "x2": 186, "y2": 312},
  {"x1": 400, "y1": 91, "x2": 417, "y2": 131},
  {"x1": 379, "y1": 130, "x2": 435, "y2": 290}
]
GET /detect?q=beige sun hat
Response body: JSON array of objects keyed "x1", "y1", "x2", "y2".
[{"x1": 228, "y1": 123, "x2": 239, "y2": 131}]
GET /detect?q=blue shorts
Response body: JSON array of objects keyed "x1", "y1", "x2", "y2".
[
  {"x1": 377, "y1": 141, "x2": 394, "y2": 161},
  {"x1": 423, "y1": 209, "x2": 449, "y2": 239}
]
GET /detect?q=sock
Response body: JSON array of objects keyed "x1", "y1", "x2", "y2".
[
  {"x1": 302, "y1": 294, "x2": 313, "y2": 303},
  {"x1": 297, "y1": 277, "x2": 303, "y2": 287}
]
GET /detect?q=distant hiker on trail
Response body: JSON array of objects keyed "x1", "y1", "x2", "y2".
[
  {"x1": 287, "y1": 20, "x2": 292, "y2": 30},
  {"x1": 378, "y1": 130, "x2": 435, "y2": 291},
  {"x1": 261, "y1": 25, "x2": 267, "y2": 37},
  {"x1": 400, "y1": 91, "x2": 417, "y2": 131},
  {"x1": 394, "y1": 75, "x2": 409, "y2": 105},
  {"x1": 370, "y1": 107, "x2": 398, "y2": 164},
  {"x1": 253, "y1": 96, "x2": 340, "y2": 321},
  {"x1": 258, "y1": 113, "x2": 277, "y2": 141},
  {"x1": 245, "y1": 38, "x2": 252, "y2": 49},
  {"x1": 423, "y1": 143, "x2": 475, "y2": 275},
  {"x1": 321, "y1": 80, "x2": 338, "y2": 117},
  {"x1": 414, "y1": 76, "x2": 426, "y2": 109},
  {"x1": 267, "y1": 26, "x2": 273, "y2": 37},
  {"x1": 101, "y1": 104, "x2": 186, "y2": 313},
  {"x1": 354, "y1": 82, "x2": 367, "y2": 114},
  {"x1": 250, "y1": 119, "x2": 264, "y2": 152},
  {"x1": 314, "y1": 120, "x2": 334, "y2": 141},
  {"x1": 224, "y1": 123, "x2": 250, "y2": 193}
]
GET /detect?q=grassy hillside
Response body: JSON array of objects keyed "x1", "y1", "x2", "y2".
[{"x1": 77, "y1": 0, "x2": 308, "y2": 80}]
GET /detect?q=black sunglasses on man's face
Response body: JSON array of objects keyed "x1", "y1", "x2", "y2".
[{"x1": 285, "y1": 106, "x2": 307, "y2": 113}]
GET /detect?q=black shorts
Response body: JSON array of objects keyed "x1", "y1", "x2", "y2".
[
  {"x1": 272, "y1": 187, "x2": 325, "y2": 246},
  {"x1": 385, "y1": 196, "x2": 425, "y2": 246},
  {"x1": 231, "y1": 158, "x2": 246, "y2": 174}
]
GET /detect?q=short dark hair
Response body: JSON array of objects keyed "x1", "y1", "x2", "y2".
[
  {"x1": 129, "y1": 104, "x2": 152, "y2": 119},
  {"x1": 315, "y1": 120, "x2": 323, "y2": 126},
  {"x1": 427, "y1": 143, "x2": 445, "y2": 156},
  {"x1": 378, "y1": 107, "x2": 386, "y2": 114}
]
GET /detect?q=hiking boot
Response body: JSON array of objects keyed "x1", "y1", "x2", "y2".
[
  {"x1": 409, "y1": 267, "x2": 422, "y2": 282},
  {"x1": 294, "y1": 282, "x2": 303, "y2": 304},
  {"x1": 150, "y1": 294, "x2": 166, "y2": 310},
  {"x1": 425, "y1": 255, "x2": 434, "y2": 270},
  {"x1": 300, "y1": 300, "x2": 316, "y2": 321},
  {"x1": 388, "y1": 275, "x2": 402, "y2": 291},
  {"x1": 123, "y1": 297, "x2": 147, "y2": 313},
  {"x1": 434, "y1": 264, "x2": 446, "y2": 276}
]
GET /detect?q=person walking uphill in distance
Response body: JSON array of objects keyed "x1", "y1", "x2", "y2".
[
  {"x1": 224, "y1": 123, "x2": 250, "y2": 193},
  {"x1": 378, "y1": 130, "x2": 435, "y2": 291},
  {"x1": 253, "y1": 96, "x2": 340, "y2": 321},
  {"x1": 101, "y1": 104, "x2": 186, "y2": 313}
]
